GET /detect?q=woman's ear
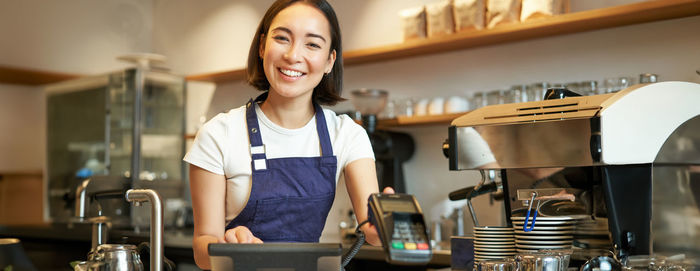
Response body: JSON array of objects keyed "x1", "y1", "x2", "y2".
[
  {"x1": 325, "y1": 49, "x2": 336, "y2": 74},
  {"x1": 258, "y1": 34, "x2": 266, "y2": 59}
]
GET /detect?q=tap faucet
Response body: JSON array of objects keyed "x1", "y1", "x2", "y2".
[
  {"x1": 125, "y1": 189, "x2": 163, "y2": 271},
  {"x1": 75, "y1": 179, "x2": 91, "y2": 220}
]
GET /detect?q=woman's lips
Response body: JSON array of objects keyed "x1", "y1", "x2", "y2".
[{"x1": 278, "y1": 68, "x2": 306, "y2": 81}]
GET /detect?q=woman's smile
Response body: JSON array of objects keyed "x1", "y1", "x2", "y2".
[{"x1": 278, "y1": 67, "x2": 306, "y2": 81}]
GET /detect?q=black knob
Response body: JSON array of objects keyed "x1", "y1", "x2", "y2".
[
  {"x1": 544, "y1": 88, "x2": 582, "y2": 100},
  {"x1": 442, "y1": 139, "x2": 450, "y2": 158}
]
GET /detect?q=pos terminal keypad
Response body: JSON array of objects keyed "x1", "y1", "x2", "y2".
[{"x1": 368, "y1": 193, "x2": 432, "y2": 265}]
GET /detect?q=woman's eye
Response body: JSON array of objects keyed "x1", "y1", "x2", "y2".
[
  {"x1": 273, "y1": 36, "x2": 289, "y2": 42},
  {"x1": 307, "y1": 43, "x2": 321, "y2": 49}
]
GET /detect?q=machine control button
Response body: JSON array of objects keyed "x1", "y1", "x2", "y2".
[
  {"x1": 404, "y1": 242, "x2": 417, "y2": 250},
  {"x1": 391, "y1": 241, "x2": 404, "y2": 249},
  {"x1": 417, "y1": 243, "x2": 429, "y2": 250}
]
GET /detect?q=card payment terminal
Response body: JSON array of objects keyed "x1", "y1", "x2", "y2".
[{"x1": 368, "y1": 193, "x2": 432, "y2": 265}]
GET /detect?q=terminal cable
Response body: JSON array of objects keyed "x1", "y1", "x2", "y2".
[{"x1": 341, "y1": 220, "x2": 369, "y2": 270}]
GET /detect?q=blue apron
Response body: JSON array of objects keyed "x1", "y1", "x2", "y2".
[{"x1": 225, "y1": 93, "x2": 337, "y2": 242}]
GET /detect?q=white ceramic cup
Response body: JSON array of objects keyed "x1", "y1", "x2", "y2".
[
  {"x1": 428, "y1": 97, "x2": 445, "y2": 115},
  {"x1": 414, "y1": 98, "x2": 429, "y2": 116},
  {"x1": 444, "y1": 96, "x2": 469, "y2": 113}
]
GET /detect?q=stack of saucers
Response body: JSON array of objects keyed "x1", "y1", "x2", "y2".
[
  {"x1": 574, "y1": 217, "x2": 612, "y2": 249},
  {"x1": 473, "y1": 226, "x2": 516, "y2": 262},
  {"x1": 511, "y1": 216, "x2": 577, "y2": 253}
]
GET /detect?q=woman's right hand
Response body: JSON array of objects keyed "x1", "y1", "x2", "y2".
[{"x1": 220, "y1": 226, "x2": 264, "y2": 244}]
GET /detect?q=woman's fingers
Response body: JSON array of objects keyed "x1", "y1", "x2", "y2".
[
  {"x1": 223, "y1": 228, "x2": 238, "y2": 243},
  {"x1": 223, "y1": 226, "x2": 258, "y2": 243},
  {"x1": 382, "y1": 186, "x2": 395, "y2": 194},
  {"x1": 235, "y1": 227, "x2": 254, "y2": 243}
]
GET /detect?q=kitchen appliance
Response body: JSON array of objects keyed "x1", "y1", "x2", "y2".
[
  {"x1": 445, "y1": 82, "x2": 700, "y2": 265},
  {"x1": 350, "y1": 89, "x2": 415, "y2": 192},
  {"x1": 367, "y1": 193, "x2": 432, "y2": 265},
  {"x1": 45, "y1": 58, "x2": 186, "y2": 229},
  {"x1": 74, "y1": 189, "x2": 167, "y2": 271},
  {"x1": 82, "y1": 244, "x2": 144, "y2": 271}
]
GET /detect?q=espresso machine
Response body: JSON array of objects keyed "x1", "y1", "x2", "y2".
[
  {"x1": 351, "y1": 89, "x2": 415, "y2": 193},
  {"x1": 445, "y1": 82, "x2": 700, "y2": 265}
]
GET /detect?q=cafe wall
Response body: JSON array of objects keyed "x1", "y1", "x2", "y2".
[
  {"x1": 152, "y1": 0, "x2": 700, "y2": 240},
  {"x1": 0, "y1": 0, "x2": 699, "y2": 240},
  {"x1": 0, "y1": 84, "x2": 44, "y2": 172}
]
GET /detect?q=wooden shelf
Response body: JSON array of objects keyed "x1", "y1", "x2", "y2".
[
  {"x1": 0, "y1": 65, "x2": 81, "y2": 86},
  {"x1": 378, "y1": 112, "x2": 467, "y2": 128},
  {"x1": 186, "y1": 0, "x2": 700, "y2": 84},
  {"x1": 185, "y1": 68, "x2": 247, "y2": 83},
  {"x1": 184, "y1": 113, "x2": 465, "y2": 139},
  {"x1": 5, "y1": 0, "x2": 698, "y2": 86}
]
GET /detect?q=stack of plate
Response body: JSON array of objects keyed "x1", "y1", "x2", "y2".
[
  {"x1": 473, "y1": 226, "x2": 516, "y2": 262},
  {"x1": 511, "y1": 216, "x2": 577, "y2": 253},
  {"x1": 574, "y1": 217, "x2": 612, "y2": 249}
]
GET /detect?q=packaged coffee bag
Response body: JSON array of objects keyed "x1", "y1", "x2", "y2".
[
  {"x1": 453, "y1": 0, "x2": 486, "y2": 31},
  {"x1": 521, "y1": 0, "x2": 570, "y2": 21},
  {"x1": 399, "y1": 6, "x2": 427, "y2": 41},
  {"x1": 426, "y1": 0, "x2": 455, "y2": 37},
  {"x1": 486, "y1": 0, "x2": 521, "y2": 28}
]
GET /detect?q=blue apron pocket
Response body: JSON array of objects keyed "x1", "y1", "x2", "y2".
[{"x1": 251, "y1": 193, "x2": 335, "y2": 242}]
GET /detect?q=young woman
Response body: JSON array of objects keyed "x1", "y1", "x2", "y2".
[{"x1": 184, "y1": 0, "x2": 390, "y2": 269}]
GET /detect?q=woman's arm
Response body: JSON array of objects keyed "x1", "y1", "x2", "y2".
[
  {"x1": 189, "y1": 164, "x2": 263, "y2": 270},
  {"x1": 189, "y1": 164, "x2": 226, "y2": 270},
  {"x1": 343, "y1": 158, "x2": 394, "y2": 246}
]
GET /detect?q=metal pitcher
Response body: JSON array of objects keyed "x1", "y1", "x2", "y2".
[{"x1": 85, "y1": 244, "x2": 144, "y2": 271}]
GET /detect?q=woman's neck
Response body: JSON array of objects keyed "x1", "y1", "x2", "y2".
[{"x1": 259, "y1": 91, "x2": 316, "y2": 129}]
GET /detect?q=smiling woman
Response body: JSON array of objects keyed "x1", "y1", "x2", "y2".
[
  {"x1": 247, "y1": 0, "x2": 344, "y2": 107},
  {"x1": 183, "y1": 0, "x2": 389, "y2": 270}
]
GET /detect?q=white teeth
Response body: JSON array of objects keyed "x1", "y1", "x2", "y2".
[{"x1": 280, "y1": 68, "x2": 303, "y2": 77}]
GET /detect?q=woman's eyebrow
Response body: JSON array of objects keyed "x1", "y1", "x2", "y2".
[
  {"x1": 271, "y1": 26, "x2": 327, "y2": 43},
  {"x1": 306, "y1": 33, "x2": 327, "y2": 43}
]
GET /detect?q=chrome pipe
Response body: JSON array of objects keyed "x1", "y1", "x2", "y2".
[
  {"x1": 125, "y1": 189, "x2": 163, "y2": 271},
  {"x1": 74, "y1": 179, "x2": 91, "y2": 219}
]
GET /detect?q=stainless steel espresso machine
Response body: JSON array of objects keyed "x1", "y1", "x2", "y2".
[{"x1": 445, "y1": 82, "x2": 700, "y2": 266}]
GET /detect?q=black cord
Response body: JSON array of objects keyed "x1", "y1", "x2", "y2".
[{"x1": 341, "y1": 220, "x2": 370, "y2": 270}]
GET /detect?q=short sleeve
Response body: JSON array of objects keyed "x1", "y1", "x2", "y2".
[
  {"x1": 183, "y1": 115, "x2": 228, "y2": 176},
  {"x1": 337, "y1": 114, "x2": 375, "y2": 169}
]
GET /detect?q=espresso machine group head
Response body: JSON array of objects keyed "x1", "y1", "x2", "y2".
[{"x1": 445, "y1": 82, "x2": 700, "y2": 261}]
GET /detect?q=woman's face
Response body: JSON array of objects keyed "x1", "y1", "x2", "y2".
[{"x1": 260, "y1": 2, "x2": 336, "y2": 101}]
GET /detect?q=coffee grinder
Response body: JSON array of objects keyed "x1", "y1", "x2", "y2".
[{"x1": 350, "y1": 89, "x2": 415, "y2": 193}]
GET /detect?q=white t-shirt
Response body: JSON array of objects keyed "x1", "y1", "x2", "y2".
[{"x1": 184, "y1": 103, "x2": 374, "y2": 224}]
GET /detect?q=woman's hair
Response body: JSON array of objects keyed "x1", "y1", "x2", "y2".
[{"x1": 246, "y1": 0, "x2": 345, "y2": 106}]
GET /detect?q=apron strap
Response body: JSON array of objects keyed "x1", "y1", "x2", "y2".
[
  {"x1": 245, "y1": 92, "x2": 336, "y2": 163},
  {"x1": 312, "y1": 102, "x2": 334, "y2": 157},
  {"x1": 246, "y1": 94, "x2": 267, "y2": 169}
]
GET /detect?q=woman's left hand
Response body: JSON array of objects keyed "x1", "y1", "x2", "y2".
[{"x1": 363, "y1": 186, "x2": 395, "y2": 246}]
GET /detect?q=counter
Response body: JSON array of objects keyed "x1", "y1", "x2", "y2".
[{"x1": 0, "y1": 223, "x2": 451, "y2": 270}]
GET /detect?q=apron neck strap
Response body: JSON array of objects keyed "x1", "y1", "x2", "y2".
[{"x1": 246, "y1": 92, "x2": 334, "y2": 157}]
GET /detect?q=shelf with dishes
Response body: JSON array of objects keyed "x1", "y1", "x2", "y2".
[
  {"x1": 184, "y1": 112, "x2": 467, "y2": 139},
  {"x1": 3, "y1": 0, "x2": 699, "y2": 86},
  {"x1": 184, "y1": 0, "x2": 700, "y2": 83},
  {"x1": 377, "y1": 112, "x2": 468, "y2": 128}
]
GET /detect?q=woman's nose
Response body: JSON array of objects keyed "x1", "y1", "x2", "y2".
[{"x1": 283, "y1": 43, "x2": 302, "y2": 62}]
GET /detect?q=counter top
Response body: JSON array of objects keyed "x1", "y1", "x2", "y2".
[{"x1": 0, "y1": 223, "x2": 452, "y2": 266}]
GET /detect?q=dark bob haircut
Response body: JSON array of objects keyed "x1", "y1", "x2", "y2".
[{"x1": 246, "y1": 0, "x2": 345, "y2": 106}]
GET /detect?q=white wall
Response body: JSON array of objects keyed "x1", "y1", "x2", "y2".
[
  {"x1": 0, "y1": 0, "x2": 153, "y2": 74},
  {"x1": 0, "y1": 84, "x2": 45, "y2": 172}
]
